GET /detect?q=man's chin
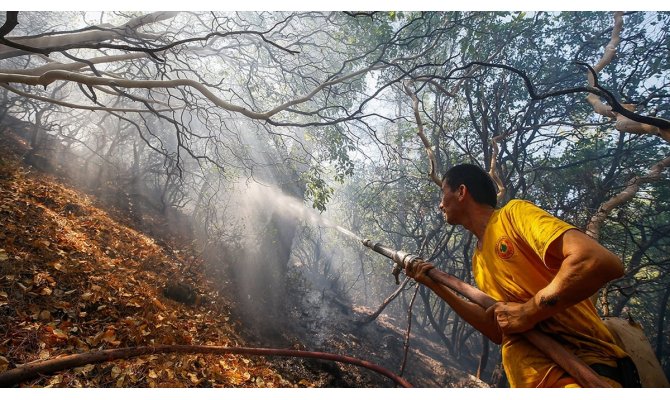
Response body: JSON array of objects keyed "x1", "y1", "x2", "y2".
[{"x1": 444, "y1": 215, "x2": 460, "y2": 226}]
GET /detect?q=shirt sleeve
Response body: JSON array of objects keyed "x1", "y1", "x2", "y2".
[{"x1": 504, "y1": 200, "x2": 577, "y2": 264}]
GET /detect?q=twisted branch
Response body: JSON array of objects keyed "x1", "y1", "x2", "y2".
[
  {"x1": 0, "y1": 11, "x2": 19, "y2": 38},
  {"x1": 489, "y1": 133, "x2": 508, "y2": 201},
  {"x1": 0, "y1": 59, "x2": 384, "y2": 121},
  {"x1": 403, "y1": 79, "x2": 441, "y2": 187},
  {"x1": 586, "y1": 154, "x2": 670, "y2": 239},
  {"x1": 0, "y1": 83, "x2": 174, "y2": 113},
  {"x1": 584, "y1": 11, "x2": 623, "y2": 119},
  {"x1": 0, "y1": 12, "x2": 179, "y2": 60},
  {"x1": 454, "y1": 61, "x2": 670, "y2": 133}
]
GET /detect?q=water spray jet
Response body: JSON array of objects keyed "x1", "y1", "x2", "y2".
[{"x1": 332, "y1": 224, "x2": 362, "y2": 242}]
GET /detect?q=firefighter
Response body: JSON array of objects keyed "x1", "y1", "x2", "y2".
[{"x1": 406, "y1": 163, "x2": 640, "y2": 388}]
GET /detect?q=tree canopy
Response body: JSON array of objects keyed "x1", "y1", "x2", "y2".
[{"x1": 1, "y1": 10, "x2": 669, "y2": 385}]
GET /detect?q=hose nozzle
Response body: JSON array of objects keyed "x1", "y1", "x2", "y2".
[{"x1": 362, "y1": 239, "x2": 421, "y2": 284}]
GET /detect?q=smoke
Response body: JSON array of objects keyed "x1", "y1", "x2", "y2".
[{"x1": 201, "y1": 179, "x2": 361, "y2": 337}]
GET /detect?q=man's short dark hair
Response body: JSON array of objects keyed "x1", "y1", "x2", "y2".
[{"x1": 443, "y1": 164, "x2": 497, "y2": 208}]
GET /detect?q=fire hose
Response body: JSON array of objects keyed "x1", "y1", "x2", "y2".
[
  {"x1": 0, "y1": 345, "x2": 412, "y2": 387},
  {"x1": 362, "y1": 238, "x2": 611, "y2": 388}
]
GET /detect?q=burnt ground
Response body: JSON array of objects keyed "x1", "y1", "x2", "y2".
[{"x1": 218, "y1": 271, "x2": 490, "y2": 388}]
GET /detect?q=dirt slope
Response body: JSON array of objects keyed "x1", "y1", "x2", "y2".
[{"x1": 0, "y1": 128, "x2": 299, "y2": 387}]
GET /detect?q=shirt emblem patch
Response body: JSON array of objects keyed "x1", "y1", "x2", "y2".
[{"x1": 496, "y1": 236, "x2": 515, "y2": 259}]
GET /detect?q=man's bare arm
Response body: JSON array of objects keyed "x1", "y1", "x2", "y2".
[
  {"x1": 407, "y1": 261, "x2": 503, "y2": 344},
  {"x1": 491, "y1": 229, "x2": 624, "y2": 334}
]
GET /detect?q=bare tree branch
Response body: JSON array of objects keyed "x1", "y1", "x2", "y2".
[
  {"x1": 456, "y1": 60, "x2": 670, "y2": 134},
  {"x1": 0, "y1": 11, "x2": 19, "y2": 38},
  {"x1": 0, "y1": 53, "x2": 148, "y2": 75},
  {"x1": 586, "y1": 154, "x2": 670, "y2": 240},
  {"x1": 489, "y1": 133, "x2": 508, "y2": 201},
  {"x1": 1, "y1": 83, "x2": 173, "y2": 113},
  {"x1": 584, "y1": 11, "x2": 623, "y2": 119},
  {"x1": 403, "y1": 79, "x2": 441, "y2": 188},
  {"x1": 0, "y1": 62, "x2": 386, "y2": 121},
  {"x1": 0, "y1": 12, "x2": 179, "y2": 60}
]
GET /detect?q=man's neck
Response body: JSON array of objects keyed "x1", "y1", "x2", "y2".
[{"x1": 463, "y1": 204, "x2": 495, "y2": 243}]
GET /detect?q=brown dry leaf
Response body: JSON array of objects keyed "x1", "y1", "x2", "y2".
[
  {"x1": 38, "y1": 349, "x2": 50, "y2": 360},
  {"x1": 111, "y1": 365, "x2": 122, "y2": 379},
  {"x1": 52, "y1": 329, "x2": 68, "y2": 340},
  {"x1": 0, "y1": 356, "x2": 9, "y2": 373},
  {"x1": 38, "y1": 310, "x2": 51, "y2": 322},
  {"x1": 126, "y1": 299, "x2": 142, "y2": 308},
  {"x1": 46, "y1": 375, "x2": 62, "y2": 387},
  {"x1": 74, "y1": 364, "x2": 95, "y2": 375},
  {"x1": 101, "y1": 329, "x2": 121, "y2": 346},
  {"x1": 0, "y1": 249, "x2": 8, "y2": 261},
  {"x1": 148, "y1": 369, "x2": 158, "y2": 379},
  {"x1": 298, "y1": 379, "x2": 316, "y2": 388},
  {"x1": 226, "y1": 371, "x2": 244, "y2": 385},
  {"x1": 188, "y1": 372, "x2": 200, "y2": 385},
  {"x1": 151, "y1": 297, "x2": 167, "y2": 311},
  {"x1": 70, "y1": 337, "x2": 90, "y2": 351}
]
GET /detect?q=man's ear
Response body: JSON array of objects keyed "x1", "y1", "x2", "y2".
[{"x1": 457, "y1": 184, "x2": 467, "y2": 200}]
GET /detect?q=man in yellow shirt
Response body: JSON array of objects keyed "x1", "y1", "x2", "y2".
[{"x1": 406, "y1": 163, "x2": 640, "y2": 387}]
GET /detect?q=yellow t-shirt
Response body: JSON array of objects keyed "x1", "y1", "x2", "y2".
[{"x1": 472, "y1": 199, "x2": 628, "y2": 388}]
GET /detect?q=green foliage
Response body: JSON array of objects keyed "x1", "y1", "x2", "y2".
[
  {"x1": 319, "y1": 128, "x2": 356, "y2": 184},
  {"x1": 302, "y1": 167, "x2": 334, "y2": 212}
]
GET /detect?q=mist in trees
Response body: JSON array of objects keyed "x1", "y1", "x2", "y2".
[{"x1": 1, "y1": 11, "x2": 668, "y2": 384}]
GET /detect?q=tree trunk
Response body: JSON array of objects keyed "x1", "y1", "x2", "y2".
[
  {"x1": 656, "y1": 285, "x2": 670, "y2": 363},
  {"x1": 476, "y1": 334, "x2": 490, "y2": 380}
]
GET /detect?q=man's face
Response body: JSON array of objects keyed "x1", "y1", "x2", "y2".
[{"x1": 439, "y1": 180, "x2": 460, "y2": 225}]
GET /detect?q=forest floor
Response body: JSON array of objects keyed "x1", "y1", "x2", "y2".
[{"x1": 0, "y1": 125, "x2": 489, "y2": 388}]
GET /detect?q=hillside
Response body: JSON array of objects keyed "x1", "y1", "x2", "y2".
[
  {"x1": 0, "y1": 124, "x2": 488, "y2": 388},
  {"x1": 0, "y1": 128, "x2": 304, "y2": 387}
]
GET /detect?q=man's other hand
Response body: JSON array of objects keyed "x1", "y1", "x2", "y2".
[
  {"x1": 405, "y1": 260, "x2": 435, "y2": 285},
  {"x1": 487, "y1": 300, "x2": 539, "y2": 335}
]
